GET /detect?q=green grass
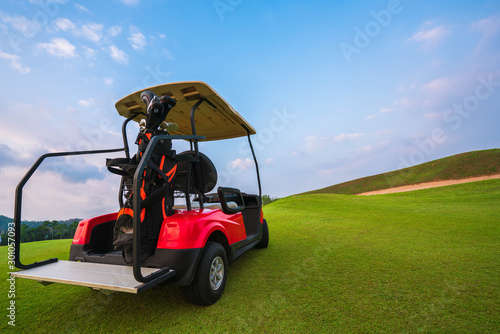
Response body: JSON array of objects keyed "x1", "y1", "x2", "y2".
[
  {"x1": 2, "y1": 180, "x2": 499, "y2": 333},
  {"x1": 303, "y1": 148, "x2": 500, "y2": 195}
]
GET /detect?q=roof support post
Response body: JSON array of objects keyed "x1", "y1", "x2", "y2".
[
  {"x1": 122, "y1": 112, "x2": 141, "y2": 160},
  {"x1": 119, "y1": 112, "x2": 141, "y2": 207},
  {"x1": 243, "y1": 126, "x2": 262, "y2": 199},
  {"x1": 188, "y1": 99, "x2": 210, "y2": 210},
  {"x1": 189, "y1": 99, "x2": 205, "y2": 157}
]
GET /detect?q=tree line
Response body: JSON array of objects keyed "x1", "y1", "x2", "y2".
[
  {"x1": 0, "y1": 220, "x2": 79, "y2": 246},
  {"x1": 262, "y1": 194, "x2": 280, "y2": 205}
]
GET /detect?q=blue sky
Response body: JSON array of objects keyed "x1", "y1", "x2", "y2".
[{"x1": 0, "y1": 0, "x2": 499, "y2": 220}]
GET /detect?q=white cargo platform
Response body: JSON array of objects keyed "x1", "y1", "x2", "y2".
[{"x1": 11, "y1": 260, "x2": 175, "y2": 294}]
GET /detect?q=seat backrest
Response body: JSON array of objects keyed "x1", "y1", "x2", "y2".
[{"x1": 174, "y1": 150, "x2": 218, "y2": 195}]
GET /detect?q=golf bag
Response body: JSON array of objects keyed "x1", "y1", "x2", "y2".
[{"x1": 108, "y1": 91, "x2": 177, "y2": 263}]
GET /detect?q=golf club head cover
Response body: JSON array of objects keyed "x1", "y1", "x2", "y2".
[
  {"x1": 141, "y1": 91, "x2": 165, "y2": 129},
  {"x1": 159, "y1": 95, "x2": 177, "y2": 122}
]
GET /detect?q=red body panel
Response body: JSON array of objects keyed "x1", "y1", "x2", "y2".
[
  {"x1": 72, "y1": 212, "x2": 118, "y2": 245},
  {"x1": 72, "y1": 209, "x2": 246, "y2": 250},
  {"x1": 157, "y1": 209, "x2": 246, "y2": 249}
]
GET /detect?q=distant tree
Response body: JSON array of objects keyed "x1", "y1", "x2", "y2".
[
  {"x1": 48, "y1": 220, "x2": 59, "y2": 239},
  {"x1": 21, "y1": 223, "x2": 29, "y2": 241},
  {"x1": 262, "y1": 194, "x2": 279, "y2": 205},
  {"x1": 7, "y1": 219, "x2": 80, "y2": 243},
  {"x1": 69, "y1": 220, "x2": 79, "y2": 238}
]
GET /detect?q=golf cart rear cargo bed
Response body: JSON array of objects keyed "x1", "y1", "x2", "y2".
[{"x1": 10, "y1": 260, "x2": 175, "y2": 294}]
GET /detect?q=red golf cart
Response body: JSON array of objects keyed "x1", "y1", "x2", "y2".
[{"x1": 11, "y1": 81, "x2": 269, "y2": 305}]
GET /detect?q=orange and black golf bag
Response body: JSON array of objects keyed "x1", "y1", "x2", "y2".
[{"x1": 107, "y1": 91, "x2": 177, "y2": 263}]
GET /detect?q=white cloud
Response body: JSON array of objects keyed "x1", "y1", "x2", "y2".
[
  {"x1": 394, "y1": 96, "x2": 415, "y2": 107},
  {"x1": 265, "y1": 158, "x2": 274, "y2": 164},
  {"x1": 163, "y1": 49, "x2": 174, "y2": 60},
  {"x1": 0, "y1": 12, "x2": 37, "y2": 37},
  {"x1": 120, "y1": 0, "x2": 140, "y2": 5},
  {"x1": 408, "y1": 22, "x2": 449, "y2": 51},
  {"x1": 0, "y1": 23, "x2": 6, "y2": 39},
  {"x1": 333, "y1": 133, "x2": 365, "y2": 142},
  {"x1": 128, "y1": 31, "x2": 147, "y2": 50},
  {"x1": 470, "y1": 15, "x2": 500, "y2": 38},
  {"x1": 74, "y1": 3, "x2": 91, "y2": 13},
  {"x1": 375, "y1": 129, "x2": 393, "y2": 137},
  {"x1": 470, "y1": 15, "x2": 500, "y2": 53},
  {"x1": 421, "y1": 77, "x2": 456, "y2": 95},
  {"x1": 78, "y1": 98, "x2": 95, "y2": 107},
  {"x1": 305, "y1": 133, "x2": 365, "y2": 151},
  {"x1": 367, "y1": 107, "x2": 393, "y2": 120},
  {"x1": 390, "y1": 71, "x2": 483, "y2": 114},
  {"x1": 104, "y1": 77, "x2": 114, "y2": 86},
  {"x1": 29, "y1": 0, "x2": 67, "y2": 4},
  {"x1": 417, "y1": 74, "x2": 469, "y2": 108},
  {"x1": 52, "y1": 19, "x2": 108, "y2": 46},
  {"x1": 54, "y1": 18, "x2": 76, "y2": 32},
  {"x1": 229, "y1": 158, "x2": 253, "y2": 170},
  {"x1": 0, "y1": 101, "x2": 124, "y2": 220},
  {"x1": 424, "y1": 112, "x2": 441, "y2": 120},
  {"x1": 38, "y1": 38, "x2": 76, "y2": 58},
  {"x1": 80, "y1": 23, "x2": 103, "y2": 42},
  {"x1": 0, "y1": 50, "x2": 30, "y2": 74},
  {"x1": 82, "y1": 46, "x2": 97, "y2": 59},
  {"x1": 318, "y1": 167, "x2": 341, "y2": 176},
  {"x1": 108, "y1": 45, "x2": 128, "y2": 64},
  {"x1": 0, "y1": 103, "x2": 53, "y2": 153},
  {"x1": 304, "y1": 135, "x2": 326, "y2": 151},
  {"x1": 355, "y1": 141, "x2": 390, "y2": 154},
  {"x1": 2, "y1": 166, "x2": 120, "y2": 220},
  {"x1": 108, "y1": 26, "x2": 122, "y2": 37}
]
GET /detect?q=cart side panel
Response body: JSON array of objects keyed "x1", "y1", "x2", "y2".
[
  {"x1": 72, "y1": 212, "x2": 118, "y2": 245},
  {"x1": 156, "y1": 209, "x2": 246, "y2": 250}
]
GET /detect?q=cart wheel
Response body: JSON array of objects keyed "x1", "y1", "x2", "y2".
[
  {"x1": 181, "y1": 241, "x2": 228, "y2": 305},
  {"x1": 255, "y1": 219, "x2": 269, "y2": 249}
]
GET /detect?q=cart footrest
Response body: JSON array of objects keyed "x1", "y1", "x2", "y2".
[{"x1": 10, "y1": 260, "x2": 175, "y2": 294}]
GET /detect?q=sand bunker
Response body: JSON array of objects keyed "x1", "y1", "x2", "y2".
[{"x1": 358, "y1": 174, "x2": 500, "y2": 196}]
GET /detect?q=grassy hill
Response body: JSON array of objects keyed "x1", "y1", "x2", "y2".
[
  {"x1": 3, "y1": 179, "x2": 499, "y2": 333},
  {"x1": 303, "y1": 148, "x2": 500, "y2": 195}
]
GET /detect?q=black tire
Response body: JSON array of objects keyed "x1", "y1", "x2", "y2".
[
  {"x1": 181, "y1": 242, "x2": 228, "y2": 305},
  {"x1": 255, "y1": 219, "x2": 269, "y2": 249}
]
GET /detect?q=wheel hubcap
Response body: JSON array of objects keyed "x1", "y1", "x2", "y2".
[{"x1": 209, "y1": 256, "x2": 224, "y2": 290}]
